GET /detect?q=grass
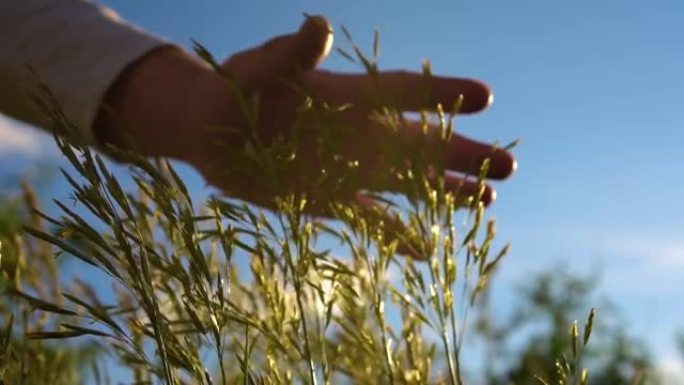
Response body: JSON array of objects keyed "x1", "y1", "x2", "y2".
[{"x1": 0, "y1": 34, "x2": 600, "y2": 385}]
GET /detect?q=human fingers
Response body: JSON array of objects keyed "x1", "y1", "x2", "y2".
[
  {"x1": 353, "y1": 185, "x2": 492, "y2": 260},
  {"x1": 380, "y1": 170, "x2": 495, "y2": 206},
  {"x1": 306, "y1": 70, "x2": 492, "y2": 114},
  {"x1": 443, "y1": 173, "x2": 496, "y2": 206},
  {"x1": 397, "y1": 120, "x2": 516, "y2": 180},
  {"x1": 354, "y1": 193, "x2": 426, "y2": 259},
  {"x1": 223, "y1": 15, "x2": 333, "y2": 91},
  {"x1": 345, "y1": 115, "x2": 515, "y2": 185},
  {"x1": 445, "y1": 133, "x2": 516, "y2": 180}
]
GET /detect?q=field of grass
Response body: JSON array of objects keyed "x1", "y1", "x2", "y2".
[{"x1": 0, "y1": 39, "x2": 656, "y2": 385}]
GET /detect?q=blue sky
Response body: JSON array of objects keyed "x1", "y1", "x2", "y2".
[{"x1": 3, "y1": 0, "x2": 684, "y2": 379}]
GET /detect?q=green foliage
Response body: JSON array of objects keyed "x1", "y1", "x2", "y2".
[
  {"x1": 476, "y1": 268, "x2": 660, "y2": 385},
  {"x1": 0, "y1": 183, "x2": 103, "y2": 385}
]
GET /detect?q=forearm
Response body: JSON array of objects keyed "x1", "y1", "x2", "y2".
[{"x1": 93, "y1": 46, "x2": 233, "y2": 162}]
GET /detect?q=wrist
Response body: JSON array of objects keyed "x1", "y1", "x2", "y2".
[
  {"x1": 181, "y1": 62, "x2": 242, "y2": 165},
  {"x1": 94, "y1": 46, "x2": 235, "y2": 162}
]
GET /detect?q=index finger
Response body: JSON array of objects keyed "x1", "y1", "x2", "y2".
[{"x1": 306, "y1": 70, "x2": 493, "y2": 113}]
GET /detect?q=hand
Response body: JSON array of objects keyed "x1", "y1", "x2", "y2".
[
  {"x1": 97, "y1": 15, "x2": 515, "y2": 217},
  {"x1": 190, "y1": 16, "x2": 515, "y2": 212}
]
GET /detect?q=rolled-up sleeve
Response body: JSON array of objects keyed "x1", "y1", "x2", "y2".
[{"x1": 0, "y1": 0, "x2": 170, "y2": 144}]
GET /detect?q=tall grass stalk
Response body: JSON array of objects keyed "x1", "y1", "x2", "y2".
[{"x1": 0, "y1": 33, "x2": 526, "y2": 384}]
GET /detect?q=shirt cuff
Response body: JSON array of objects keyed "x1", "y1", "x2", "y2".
[{"x1": 1, "y1": 0, "x2": 173, "y2": 144}]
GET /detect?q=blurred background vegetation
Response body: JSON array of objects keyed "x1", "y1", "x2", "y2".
[{"x1": 1, "y1": 164, "x2": 678, "y2": 384}]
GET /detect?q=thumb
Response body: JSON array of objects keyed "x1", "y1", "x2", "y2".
[
  {"x1": 296, "y1": 14, "x2": 334, "y2": 70},
  {"x1": 224, "y1": 15, "x2": 333, "y2": 92}
]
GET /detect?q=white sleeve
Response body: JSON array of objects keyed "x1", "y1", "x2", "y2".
[{"x1": 0, "y1": 0, "x2": 171, "y2": 144}]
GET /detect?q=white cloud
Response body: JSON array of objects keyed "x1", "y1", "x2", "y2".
[
  {"x1": 598, "y1": 235, "x2": 684, "y2": 269},
  {"x1": 656, "y1": 357, "x2": 684, "y2": 383},
  {"x1": 0, "y1": 114, "x2": 50, "y2": 156},
  {"x1": 577, "y1": 232, "x2": 684, "y2": 300}
]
